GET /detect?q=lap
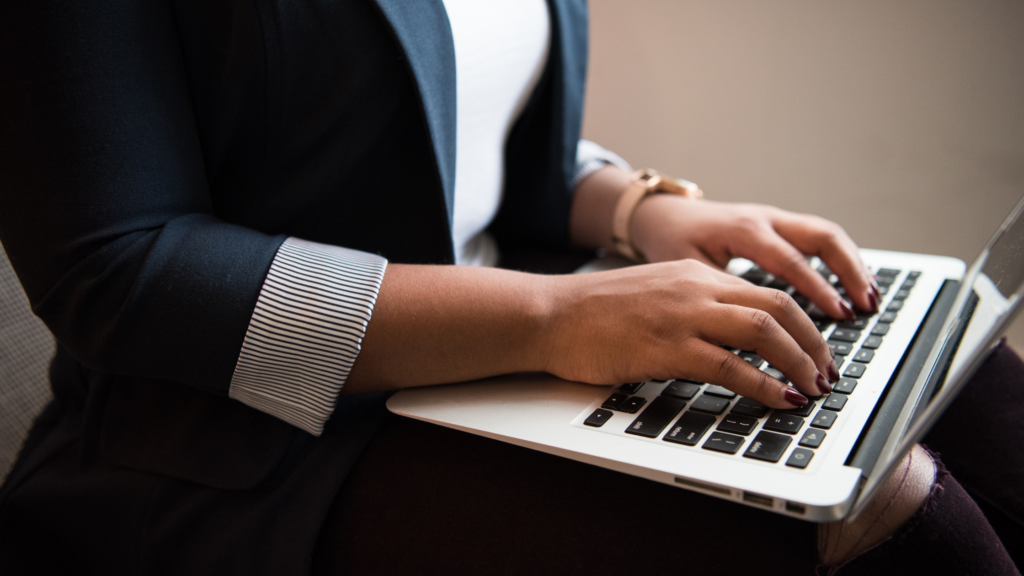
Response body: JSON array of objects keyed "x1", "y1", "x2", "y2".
[{"x1": 313, "y1": 412, "x2": 818, "y2": 575}]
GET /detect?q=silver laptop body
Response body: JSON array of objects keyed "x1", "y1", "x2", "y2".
[{"x1": 388, "y1": 195, "x2": 1024, "y2": 522}]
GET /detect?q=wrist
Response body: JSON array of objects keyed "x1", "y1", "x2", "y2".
[
  {"x1": 611, "y1": 169, "x2": 702, "y2": 262},
  {"x1": 629, "y1": 193, "x2": 688, "y2": 263},
  {"x1": 531, "y1": 273, "x2": 574, "y2": 375}
]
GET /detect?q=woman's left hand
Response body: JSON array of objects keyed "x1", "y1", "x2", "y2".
[{"x1": 630, "y1": 193, "x2": 879, "y2": 319}]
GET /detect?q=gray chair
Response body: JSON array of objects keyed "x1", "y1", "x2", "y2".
[{"x1": 0, "y1": 242, "x2": 54, "y2": 483}]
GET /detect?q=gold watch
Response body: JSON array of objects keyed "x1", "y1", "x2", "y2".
[{"x1": 611, "y1": 169, "x2": 704, "y2": 262}]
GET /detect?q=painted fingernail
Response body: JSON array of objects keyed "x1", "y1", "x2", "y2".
[
  {"x1": 870, "y1": 279, "x2": 880, "y2": 295},
  {"x1": 817, "y1": 372, "x2": 832, "y2": 395},
  {"x1": 828, "y1": 360, "x2": 840, "y2": 382},
  {"x1": 784, "y1": 388, "x2": 809, "y2": 407},
  {"x1": 868, "y1": 292, "x2": 879, "y2": 313},
  {"x1": 838, "y1": 299, "x2": 856, "y2": 320},
  {"x1": 829, "y1": 346, "x2": 836, "y2": 359}
]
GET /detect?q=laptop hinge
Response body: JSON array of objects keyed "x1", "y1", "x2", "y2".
[{"x1": 844, "y1": 279, "x2": 961, "y2": 478}]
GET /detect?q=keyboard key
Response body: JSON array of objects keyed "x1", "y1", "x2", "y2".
[
  {"x1": 584, "y1": 409, "x2": 613, "y2": 427},
  {"x1": 830, "y1": 329, "x2": 861, "y2": 342},
  {"x1": 892, "y1": 289, "x2": 911, "y2": 300},
  {"x1": 766, "y1": 277, "x2": 791, "y2": 291},
  {"x1": 664, "y1": 411, "x2": 717, "y2": 446},
  {"x1": 705, "y1": 385, "x2": 737, "y2": 398},
  {"x1": 877, "y1": 268, "x2": 901, "y2": 277},
  {"x1": 878, "y1": 311, "x2": 898, "y2": 323},
  {"x1": 731, "y1": 397, "x2": 769, "y2": 418},
  {"x1": 763, "y1": 413, "x2": 805, "y2": 435},
  {"x1": 886, "y1": 300, "x2": 904, "y2": 312},
  {"x1": 619, "y1": 382, "x2": 645, "y2": 395},
  {"x1": 799, "y1": 429, "x2": 826, "y2": 448},
  {"x1": 602, "y1": 393, "x2": 628, "y2": 410},
  {"x1": 878, "y1": 285, "x2": 890, "y2": 296},
  {"x1": 806, "y1": 304, "x2": 830, "y2": 321},
  {"x1": 907, "y1": 270, "x2": 921, "y2": 279},
  {"x1": 862, "y1": 336, "x2": 884, "y2": 349},
  {"x1": 876, "y1": 276, "x2": 896, "y2": 287},
  {"x1": 741, "y1": 267, "x2": 769, "y2": 285},
  {"x1": 834, "y1": 355, "x2": 845, "y2": 370},
  {"x1": 828, "y1": 341, "x2": 853, "y2": 356},
  {"x1": 690, "y1": 394, "x2": 730, "y2": 415},
  {"x1": 843, "y1": 363, "x2": 867, "y2": 378},
  {"x1": 662, "y1": 380, "x2": 701, "y2": 400},
  {"x1": 871, "y1": 323, "x2": 891, "y2": 336},
  {"x1": 738, "y1": 351, "x2": 764, "y2": 369},
  {"x1": 743, "y1": 431, "x2": 793, "y2": 463},
  {"x1": 853, "y1": 349, "x2": 875, "y2": 363},
  {"x1": 812, "y1": 319, "x2": 831, "y2": 332},
  {"x1": 777, "y1": 398, "x2": 815, "y2": 417},
  {"x1": 786, "y1": 448, "x2": 815, "y2": 469},
  {"x1": 703, "y1": 431, "x2": 745, "y2": 454},
  {"x1": 811, "y1": 410, "x2": 838, "y2": 429},
  {"x1": 621, "y1": 396, "x2": 647, "y2": 414},
  {"x1": 838, "y1": 317, "x2": 870, "y2": 330},
  {"x1": 833, "y1": 378, "x2": 858, "y2": 394},
  {"x1": 823, "y1": 394, "x2": 848, "y2": 411},
  {"x1": 792, "y1": 293, "x2": 811, "y2": 308},
  {"x1": 763, "y1": 367, "x2": 788, "y2": 383},
  {"x1": 625, "y1": 397, "x2": 685, "y2": 438},
  {"x1": 717, "y1": 414, "x2": 759, "y2": 436},
  {"x1": 900, "y1": 278, "x2": 917, "y2": 289}
]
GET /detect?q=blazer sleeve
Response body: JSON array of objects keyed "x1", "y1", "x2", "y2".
[{"x1": 0, "y1": 0, "x2": 384, "y2": 435}]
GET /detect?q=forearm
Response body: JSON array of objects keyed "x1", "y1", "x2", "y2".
[
  {"x1": 569, "y1": 165, "x2": 633, "y2": 252},
  {"x1": 343, "y1": 264, "x2": 559, "y2": 394}
]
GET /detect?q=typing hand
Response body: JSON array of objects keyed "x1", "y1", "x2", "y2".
[
  {"x1": 544, "y1": 259, "x2": 838, "y2": 409},
  {"x1": 630, "y1": 196, "x2": 880, "y2": 319}
]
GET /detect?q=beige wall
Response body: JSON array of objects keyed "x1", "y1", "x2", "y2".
[{"x1": 582, "y1": 0, "x2": 1024, "y2": 350}]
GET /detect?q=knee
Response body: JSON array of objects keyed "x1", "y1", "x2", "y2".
[{"x1": 818, "y1": 444, "x2": 937, "y2": 567}]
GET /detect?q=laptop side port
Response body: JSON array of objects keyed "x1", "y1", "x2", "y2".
[
  {"x1": 674, "y1": 476, "x2": 731, "y2": 496},
  {"x1": 785, "y1": 501, "x2": 807, "y2": 515},
  {"x1": 743, "y1": 491, "x2": 774, "y2": 507}
]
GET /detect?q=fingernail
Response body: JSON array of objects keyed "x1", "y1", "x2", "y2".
[
  {"x1": 827, "y1": 360, "x2": 840, "y2": 382},
  {"x1": 784, "y1": 388, "x2": 809, "y2": 407},
  {"x1": 839, "y1": 299, "x2": 856, "y2": 320},
  {"x1": 817, "y1": 372, "x2": 832, "y2": 395},
  {"x1": 868, "y1": 292, "x2": 879, "y2": 313},
  {"x1": 829, "y1": 346, "x2": 836, "y2": 359}
]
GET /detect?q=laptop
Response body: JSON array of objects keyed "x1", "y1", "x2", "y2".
[{"x1": 388, "y1": 194, "x2": 1024, "y2": 522}]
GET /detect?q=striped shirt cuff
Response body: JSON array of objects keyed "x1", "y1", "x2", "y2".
[
  {"x1": 229, "y1": 237, "x2": 388, "y2": 436},
  {"x1": 572, "y1": 139, "x2": 633, "y2": 190}
]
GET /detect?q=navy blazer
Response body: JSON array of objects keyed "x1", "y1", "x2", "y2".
[{"x1": 0, "y1": 0, "x2": 587, "y2": 573}]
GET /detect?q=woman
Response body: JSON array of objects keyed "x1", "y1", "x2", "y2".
[{"x1": 0, "y1": 1, "x2": 1020, "y2": 574}]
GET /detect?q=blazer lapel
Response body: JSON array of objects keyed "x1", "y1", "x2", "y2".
[{"x1": 371, "y1": 0, "x2": 457, "y2": 229}]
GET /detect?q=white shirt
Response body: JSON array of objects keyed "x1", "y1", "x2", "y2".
[{"x1": 443, "y1": 0, "x2": 551, "y2": 266}]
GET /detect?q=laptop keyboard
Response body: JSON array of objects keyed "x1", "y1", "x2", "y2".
[{"x1": 582, "y1": 263, "x2": 922, "y2": 468}]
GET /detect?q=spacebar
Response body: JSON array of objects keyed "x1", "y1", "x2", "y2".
[{"x1": 625, "y1": 397, "x2": 685, "y2": 438}]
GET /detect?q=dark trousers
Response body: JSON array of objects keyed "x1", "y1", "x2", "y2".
[{"x1": 312, "y1": 342, "x2": 1024, "y2": 575}]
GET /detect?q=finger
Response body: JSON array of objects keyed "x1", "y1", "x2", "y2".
[
  {"x1": 696, "y1": 302, "x2": 833, "y2": 397},
  {"x1": 773, "y1": 215, "x2": 877, "y2": 314},
  {"x1": 679, "y1": 340, "x2": 811, "y2": 409},
  {"x1": 716, "y1": 284, "x2": 838, "y2": 383},
  {"x1": 736, "y1": 225, "x2": 854, "y2": 321}
]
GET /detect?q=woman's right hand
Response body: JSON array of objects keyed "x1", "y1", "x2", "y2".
[{"x1": 542, "y1": 258, "x2": 839, "y2": 409}]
